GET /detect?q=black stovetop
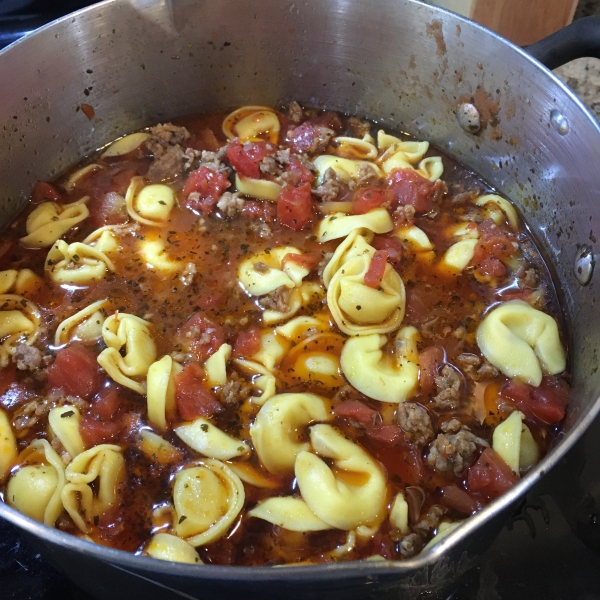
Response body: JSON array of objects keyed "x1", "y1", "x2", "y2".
[{"x1": 1, "y1": 3, "x2": 600, "y2": 598}]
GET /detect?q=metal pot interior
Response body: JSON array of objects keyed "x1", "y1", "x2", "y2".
[{"x1": 0, "y1": 0, "x2": 599, "y2": 592}]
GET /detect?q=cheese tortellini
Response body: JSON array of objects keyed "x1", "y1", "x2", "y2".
[
  {"x1": 175, "y1": 418, "x2": 249, "y2": 461},
  {"x1": 146, "y1": 533, "x2": 202, "y2": 564},
  {"x1": 97, "y1": 313, "x2": 157, "y2": 394},
  {"x1": 54, "y1": 299, "x2": 109, "y2": 346},
  {"x1": 20, "y1": 198, "x2": 89, "y2": 248},
  {"x1": 248, "y1": 497, "x2": 332, "y2": 532},
  {"x1": 317, "y1": 208, "x2": 393, "y2": 243},
  {"x1": 222, "y1": 105, "x2": 280, "y2": 144},
  {"x1": 173, "y1": 460, "x2": 245, "y2": 546},
  {"x1": 0, "y1": 269, "x2": 43, "y2": 297},
  {"x1": 126, "y1": 176, "x2": 175, "y2": 225},
  {"x1": 295, "y1": 424, "x2": 387, "y2": 530},
  {"x1": 48, "y1": 405, "x2": 85, "y2": 459},
  {"x1": 61, "y1": 444, "x2": 125, "y2": 533},
  {"x1": 0, "y1": 409, "x2": 18, "y2": 481},
  {"x1": 147, "y1": 355, "x2": 181, "y2": 430},
  {"x1": 238, "y1": 247, "x2": 310, "y2": 296},
  {"x1": 327, "y1": 241, "x2": 405, "y2": 335},
  {"x1": 476, "y1": 300, "x2": 566, "y2": 386},
  {"x1": 251, "y1": 393, "x2": 332, "y2": 474},
  {"x1": 7, "y1": 439, "x2": 66, "y2": 526},
  {"x1": 340, "y1": 327, "x2": 420, "y2": 403},
  {"x1": 45, "y1": 240, "x2": 115, "y2": 284},
  {"x1": 0, "y1": 294, "x2": 42, "y2": 367}
]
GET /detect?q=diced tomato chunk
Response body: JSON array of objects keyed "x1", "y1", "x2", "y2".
[
  {"x1": 351, "y1": 186, "x2": 393, "y2": 215},
  {"x1": 178, "y1": 313, "x2": 225, "y2": 363},
  {"x1": 239, "y1": 200, "x2": 277, "y2": 221},
  {"x1": 80, "y1": 416, "x2": 122, "y2": 448},
  {"x1": 281, "y1": 252, "x2": 318, "y2": 271},
  {"x1": 226, "y1": 139, "x2": 273, "y2": 179},
  {"x1": 90, "y1": 383, "x2": 122, "y2": 420},
  {"x1": 478, "y1": 219, "x2": 515, "y2": 260},
  {"x1": 418, "y1": 345, "x2": 444, "y2": 395},
  {"x1": 284, "y1": 156, "x2": 315, "y2": 185},
  {"x1": 364, "y1": 250, "x2": 389, "y2": 288},
  {"x1": 441, "y1": 485, "x2": 481, "y2": 515},
  {"x1": 181, "y1": 166, "x2": 231, "y2": 214},
  {"x1": 404, "y1": 288, "x2": 429, "y2": 324},
  {"x1": 365, "y1": 424, "x2": 405, "y2": 446},
  {"x1": 466, "y1": 447, "x2": 519, "y2": 500},
  {"x1": 31, "y1": 181, "x2": 62, "y2": 204},
  {"x1": 501, "y1": 376, "x2": 569, "y2": 425},
  {"x1": 371, "y1": 235, "x2": 403, "y2": 266},
  {"x1": 174, "y1": 363, "x2": 222, "y2": 420},
  {"x1": 234, "y1": 326, "x2": 261, "y2": 358},
  {"x1": 286, "y1": 122, "x2": 331, "y2": 154},
  {"x1": 334, "y1": 400, "x2": 378, "y2": 426},
  {"x1": 277, "y1": 182, "x2": 314, "y2": 230},
  {"x1": 47, "y1": 344, "x2": 100, "y2": 400},
  {"x1": 475, "y1": 255, "x2": 507, "y2": 279},
  {"x1": 385, "y1": 169, "x2": 435, "y2": 213}
]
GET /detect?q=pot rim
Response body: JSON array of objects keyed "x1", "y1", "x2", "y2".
[{"x1": 0, "y1": 0, "x2": 599, "y2": 579}]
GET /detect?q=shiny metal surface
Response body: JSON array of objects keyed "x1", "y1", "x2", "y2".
[{"x1": 0, "y1": 0, "x2": 599, "y2": 598}]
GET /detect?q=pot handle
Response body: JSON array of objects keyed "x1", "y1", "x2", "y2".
[{"x1": 526, "y1": 16, "x2": 600, "y2": 69}]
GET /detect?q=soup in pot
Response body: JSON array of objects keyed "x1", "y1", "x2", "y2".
[{"x1": 0, "y1": 103, "x2": 570, "y2": 565}]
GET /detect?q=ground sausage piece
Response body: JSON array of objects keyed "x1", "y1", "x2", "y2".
[
  {"x1": 259, "y1": 286, "x2": 291, "y2": 312},
  {"x1": 287, "y1": 101, "x2": 304, "y2": 124},
  {"x1": 347, "y1": 117, "x2": 371, "y2": 138},
  {"x1": 393, "y1": 204, "x2": 416, "y2": 225},
  {"x1": 146, "y1": 123, "x2": 191, "y2": 155},
  {"x1": 426, "y1": 419, "x2": 489, "y2": 476},
  {"x1": 413, "y1": 505, "x2": 446, "y2": 537},
  {"x1": 398, "y1": 533, "x2": 423, "y2": 558},
  {"x1": 312, "y1": 168, "x2": 342, "y2": 202},
  {"x1": 216, "y1": 371, "x2": 252, "y2": 405},
  {"x1": 519, "y1": 268, "x2": 539, "y2": 288},
  {"x1": 12, "y1": 344, "x2": 44, "y2": 371},
  {"x1": 317, "y1": 252, "x2": 334, "y2": 278},
  {"x1": 146, "y1": 145, "x2": 184, "y2": 182},
  {"x1": 396, "y1": 403, "x2": 434, "y2": 445},
  {"x1": 260, "y1": 156, "x2": 283, "y2": 177},
  {"x1": 217, "y1": 192, "x2": 245, "y2": 217},
  {"x1": 432, "y1": 365, "x2": 462, "y2": 410}
]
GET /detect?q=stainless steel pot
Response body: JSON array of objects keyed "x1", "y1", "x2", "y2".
[{"x1": 0, "y1": 1, "x2": 599, "y2": 598}]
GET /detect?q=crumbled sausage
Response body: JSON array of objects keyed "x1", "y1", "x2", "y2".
[
  {"x1": 146, "y1": 145, "x2": 184, "y2": 182},
  {"x1": 354, "y1": 163, "x2": 376, "y2": 187},
  {"x1": 451, "y1": 189, "x2": 480, "y2": 204},
  {"x1": 12, "y1": 344, "x2": 44, "y2": 371},
  {"x1": 260, "y1": 156, "x2": 282, "y2": 177},
  {"x1": 431, "y1": 365, "x2": 462, "y2": 410},
  {"x1": 216, "y1": 371, "x2": 252, "y2": 405},
  {"x1": 398, "y1": 533, "x2": 423, "y2": 558},
  {"x1": 393, "y1": 204, "x2": 416, "y2": 225},
  {"x1": 146, "y1": 123, "x2": 191, "y2": 155},
  {"x1": 519, "y1": 268, "x2": 539, "y2": 288},
  {"x1": 248, "y1": 221, "x2": 273, "y2": 239},
  {"x1": 253, "y1": 261, "x2": 270, "y2": 273},
  {"x1": 276, "y1": 149, "x2": 291, "y2": 165},
  {"x1": 308, "y1": 127, "x2": 335, "y2": 155},
  {"x1": 347, "y1": 117, "x2": 371, "y2": 138},
  {"x1": 217, "y1": 192, "x2": 245, "y2": 217},
  {"x1": 12, "y1": 394, "x2": 88, "y2": 433},
  {"x1": 413, "y1": 505, "x2": 446, "y2": 537},
  {"x1": 396, "y1": 403, "x2": 434, "y2": 445},
  {"x1": 287, "y1": 101, "x2": 304, "y2": 124},
  {"x1": 430, "y1": 179, "x2": 448, "y2": 205},
  {"x1": 426, "y1": 419, "x2": 489, "y2": 476},
  {"x1": 259, "y1": 286, "x2": 291, "y2": 312},
  {"x1": 317, "y1": 252, "x2": 334, "y2": 278},
  {"x1": 477, "y1": 360, "x2": 499, "y2": 379}
]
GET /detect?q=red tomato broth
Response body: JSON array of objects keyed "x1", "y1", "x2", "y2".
[{"x1": 0, "y1": 105, "x2": 570, "y2": 565}]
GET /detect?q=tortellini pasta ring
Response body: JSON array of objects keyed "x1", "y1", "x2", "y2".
[
  {"x1": 173, "y1": 460, "x2": 245, "y2": 546},
  {"x1": 61, "y1": 444, "x2": 125, "y2": 533},
  {"x1": 295, "y1": 424, "x2": 387, "y2": 530},
  {"x1": 235, "y1": 174, "x2": 281, "y2": 202},
  {"x1": 146, "y1": 355, "x2": 182, "y2": 431},
  {"x1": 322, "y1": 229, "x2": 375, "y2": 288},
  {"x1": 327, "y1": 254, "x2": 406, "y2": 336},
  {"x1": 97, "y1": 313, "x2": 157, "y2": 394},
  {"x1": 0, "y1": 294, "x2": 42, "y2": 368},
  {"x1": 313, "y1": 155, "x2": 383, "y2": 186},
  {"x1": 45, "y1": 240, "x2": 115, "y2": 285},
  {"x1": 476, "y1": 300, "x2": 566, "y2": 387},
  {"x1": 250, "y1": 393, "x2": 332, "y2": 474},
  {"x1": 316, "y1": 208, "x2": 393, "y2": 243},
  {"x1": 101, "y1": 132, "x2": 150, "y2": 158},
  {"x1": 222, "y1": 106, "x2": 281, "y2": 144},
  {"x1": 63, "y1": 164, "x2": 103, "y2": 191},
  {"x1": 20, "y1": 198, "x2": 90, "y2": 248},
  {"x1": 340, "y1": 329, "x2": 420, "y2": 403},
  {"x1": 248, "y1": 497, "x2": 333, "y2": 532},
  {"x1": 476, "y1": 194, "x2": 519, "y2": 231},
  {"x1": 146, "y1": 533, "x2": 202, "y2": 564},
  {"x1": 329, "y1": 136, "x2": 378, "y2": 161},
  {"x1": 0, "y1": 269, "x2": 44, "y2": 297},
  {"x1": 48, "y1": 405, "x2": 85, "y2": 459},
  {"x1": 126, "y1": 176, "x2": 175, "y2": 225},
  {"x1": 54, "y1": 298, "x2": 109, "y2": 346},
  {"x1": 175, "y1": 418, "x2": 250, "y2": 461},
  {"x1": 6, "y1": 439, "x2": 66, "y2": 526},
  {"x1": 0, "y1": 408, "x2": 18, "y2": 481}
]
